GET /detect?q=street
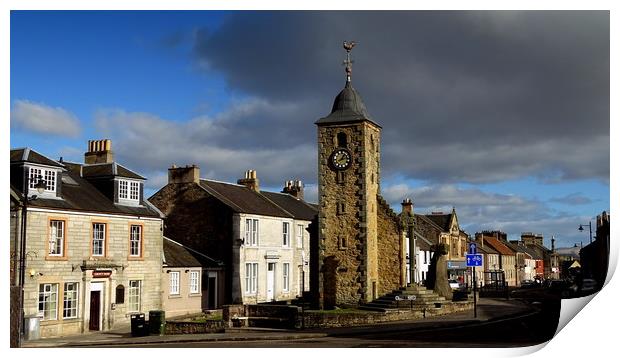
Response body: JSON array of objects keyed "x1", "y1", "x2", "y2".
[{"x1": 101, "y1": 299, "x2": 560, "y2": 348}]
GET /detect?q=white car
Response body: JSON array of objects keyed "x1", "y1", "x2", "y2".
[{"x1": 449, "y1": 279, "x2": 461, "y2": 290}]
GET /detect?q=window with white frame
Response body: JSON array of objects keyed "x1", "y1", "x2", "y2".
[
  {"x1": 49, "y1": 220, "x2": 64, "y2": 256},
  {"x1": 189, "y1": 271, "x2": 200, "y2": 294},
  {"x1": 92, "y1": 223, "x2": 106, "y2": 256},
  {"x1": 118, "y1": 179, "x2": 140, "y2": 201},
  {"x1": 245, "y1": 263, "x2": 258, "y2": 294},
  {"x1": 63, "y1": 282, "x2": 78, "y2": 319},
  {"x1": 296, "y1": 224, "x2": 304, "y2": 248},
  {"x1": 119, "y1": 180, "x2": 128, "y2": 199},
  {"x1": 130, "y1": 181, "x2": 140, "y2": 200},
  {"x1": 129, "y1": 225, "x2": 142, "y2": 257},
  {"x1": 38, "y1": 283, "x2": 58, "y2": 320},
  {"x1": 283, "y1": 222, "x2": 290, "y2": 247},
  {"x1": 169, "y1": 272, "x2": 180, "y2": 295},
  {"x1": 29, "y1": 167, "x2": 57, "y2": 193},
  {"x1": 244, "y1": 218, "x2": 259, "y2": 246},
  {"x1": 283, "y1": 263, "x2": 290, "y2": 292},
  {"x1": 128, "y1": 280, "x2": 141, "y2": 312}
]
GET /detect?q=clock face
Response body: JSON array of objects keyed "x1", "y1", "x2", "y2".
[{"x1": 331, "y1": 149, "x2": 352, "y2": 170}]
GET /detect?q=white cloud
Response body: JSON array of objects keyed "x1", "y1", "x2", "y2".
[
  {"x1": 94, "y1": 100, "x2": 317, "y2": 189},
  {"x1": 11, "y1": 100, "x2": 81, "y2": 137}
]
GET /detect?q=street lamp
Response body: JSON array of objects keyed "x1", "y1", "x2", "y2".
[
  {"x1": 578, "y1": 222, "x2": 593, "y2": 245},
  {"x1": 18, "y1": 174, "x2": 46, "y2": 346}
]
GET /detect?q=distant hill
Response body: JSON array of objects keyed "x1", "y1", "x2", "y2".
[{"x1": 555, "y1": 246, "x2": 581, "y2": 259}]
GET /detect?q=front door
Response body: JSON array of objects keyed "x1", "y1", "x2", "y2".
[
  {"x1": 207, "y1": 272, "x2": 217, "y2": 309},
  {"x1": 89, "y1": 291, "x2": 101, "y2": 331},
  {"x1": 267, "y1": 263, "x2": 275, "y2": 301}
]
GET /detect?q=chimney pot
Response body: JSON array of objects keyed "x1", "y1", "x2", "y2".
[
  {"x1": 85, "y1": 139, "x2": 114, "y2": 164},
  {"x1": 168, "y1": 164, "x2": 200, "y2": 184}
]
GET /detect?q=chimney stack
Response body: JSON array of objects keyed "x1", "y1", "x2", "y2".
[
  {"x1": 401, "y1": 198, "x2": 413, "y2": 214},
  {"x1": 282, "y1": 179, "x2": 304, "y2": 200},
  {"x1": 238, "y1": 170, "x2": 260, "y2": 192},
  {"x1": 168, "y1": 164, "x2": 200, "y2": 184},
  {"x1": 84, "y1": 139, "x2": 114, "y2": 164}
]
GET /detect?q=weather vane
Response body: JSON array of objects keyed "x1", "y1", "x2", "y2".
[{"x1": 343, "y1": 41, "x2": 357, "y2": 82}]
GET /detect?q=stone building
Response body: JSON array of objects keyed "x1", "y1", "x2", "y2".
[
  {"x1": 9, "y1": 141, "x2": 164, "y2": 339},
  {"x1": 520, "y1": 232, "x2": 558, "y2": 280},
  {"x1": 476, "y1": 231, "x2": 517, "y2": 286},
  {"x1": 161, "y1": 236, "x2": 225, "y2": 317},
  {"x1": 149, "y1": 166, "x2": 316, "y2": 305},
  {"x1": 423, "y1": 208, "x2": 468, "y2": 281},
  {"x1": 313, "y1": 47, "x2": 405, "y2": 309},
  {"x1": 580, "y1": 211, "x2": 610, "y2": 290}
]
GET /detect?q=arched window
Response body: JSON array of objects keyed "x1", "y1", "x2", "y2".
[
  {"x1": 337, "y1": 132, "x2": 347, "y2": 148},
  {"x1": 115, "y1": 284, "x2": 125, "y2": 304}
]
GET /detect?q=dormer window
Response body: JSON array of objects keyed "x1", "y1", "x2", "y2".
[
  {"x1": 28, "y1": 167, "x2": 57, "y2": 194},
  {"x1": 119, "y1": 179, "x2": 140, "y2": 202}
]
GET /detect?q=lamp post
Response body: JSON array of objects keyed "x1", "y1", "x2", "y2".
[
  {"x1": 18, "y1": 174, "x2": 46, "y2": 346},
  {"x1": 578, "y1": 222, "x2": 593, "y2": 245}
]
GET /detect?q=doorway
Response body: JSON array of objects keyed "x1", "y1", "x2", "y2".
[
  {"x1": 267, "y1": 263, "x2": 275, "y2": 301},
  {"x1": 89, "y1": 282, "x2": 103, "y2": 331},
  {"x1": 207, "y1": 272, "x2": 217, "y2": 309}
]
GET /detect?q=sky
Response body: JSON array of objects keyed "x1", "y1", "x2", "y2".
[{"x1": 9, "y1": 10, "x2": 610, "y2": 249}]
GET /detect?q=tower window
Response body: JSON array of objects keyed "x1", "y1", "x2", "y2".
[
  {"x1": 339, "y1": 236, "x2": 347, "y2": 249},
  {"x1": 337, "y1": 201, "x2": 346, "y2": 215},
  {"x1": 337, "y1": 132, "x2": 348, "y2": 148},
  {"x1": 337, "y1": 171, "x2": 346, "y2": 184}
]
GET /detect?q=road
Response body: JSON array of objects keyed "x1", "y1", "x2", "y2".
[{"x1": 103, "y1": 299, "x2": 560, "y2": 348}]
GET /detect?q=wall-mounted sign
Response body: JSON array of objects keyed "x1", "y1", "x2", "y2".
[{"x1": 92, "y1": 270, "x2": 112, "y2": 278}]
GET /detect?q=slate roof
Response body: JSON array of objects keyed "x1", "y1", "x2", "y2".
[
  {"x1": 11, "y1": 148, "x2": 63, "y2": 167},
  {"x1": 81, "y1": 162, "x2": 145, "y2": 180},
  {"x1": 316, "y1": 81, "x2": 380, "y2": 127},
  {"x1": 29, "y1": 170, "x2": 160, "y2": 217},
  {"x1": 10, "y1": 148, "x2": 160, "y2": 218},
  {"x1": 483, "y1": 237, "x2": 516, "y2": 256},
  {"x1": 413, "y1": 231, "x2": 433, "y2": 251},
  {"x1": 424, "y1": 213, "x2": 453, "y2": 232},
  {"x1": 163, "y1": 237, "x2": 202, "y2": 267},
  {"x1": 260, "y1": 191, "x2": 318, "y2": 221},
  {"x1": 477, "y1": 244, "x2": 500, "y2": 255},
  {"x1": 199, "y1": 180, "x2": 293, "y2": 218}
]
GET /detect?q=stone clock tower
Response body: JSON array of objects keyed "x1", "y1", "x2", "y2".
[{"x1": 314, "y1": 42, "x2": 391, "y2": 308}]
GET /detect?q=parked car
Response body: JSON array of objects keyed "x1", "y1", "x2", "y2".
[
  {"x1": 579, "y1": 279, "x2": 598, "y2": 295},
  {"x1": 520, "y1": 280, "x2": 537, "y2": 288},
  {"x1": 546, "y1": 280, "x2": 578, "y2": 298},
  {"x1": 449, "y1": 279, "x2": 461, "y2": 290}
]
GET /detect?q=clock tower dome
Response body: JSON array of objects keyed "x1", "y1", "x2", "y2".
[{"x1": 314, "y1": 42, "x2": 384, "y2": 308}]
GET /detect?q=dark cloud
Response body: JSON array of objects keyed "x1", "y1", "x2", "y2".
[{"x1": 192, "y1": 11, "x2": 609, "y2": 184}]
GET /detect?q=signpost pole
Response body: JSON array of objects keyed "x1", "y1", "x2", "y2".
[{"x1": 473, "y1": 265, "x2": 477, "y2": 318}]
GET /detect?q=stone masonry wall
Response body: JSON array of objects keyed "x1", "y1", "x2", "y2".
[
  {"x1": 22, "y1": 210, "x2": 162, "y2": 338},
  {"x1": 376, "y1": 196, "x2": 404, "y2": 296},
  {"x1": 149, "y1": 183, "x2": 235, "y2": 302},
  {"x1": 318, "y1": 125, "x2": 364, "y2": 307},
  {"x1": 317, "y1": 121, "x2": 391, "y2": 307}
]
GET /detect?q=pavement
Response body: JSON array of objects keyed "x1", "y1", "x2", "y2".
[{"x1": 21, "y1": 297, "x2": 538, "y2": 348}]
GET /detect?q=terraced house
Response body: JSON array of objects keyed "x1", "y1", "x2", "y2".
[
  {"x1": 149, "y1": 165, "x2": 316, "y2": 306},
  {"x1": 10, "y1": 140, "x2": 164, "y2": 339}
]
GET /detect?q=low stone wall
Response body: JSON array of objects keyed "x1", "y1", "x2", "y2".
[
  {"x1": 165, "y1": 320, "x2": 226, "y2": 335},
  {"x1": 223, "y1": 302, "x2": 473, "y2": 330},
  {"x1": 302, "y1": 301, "x2": 473, "y2": 329}
]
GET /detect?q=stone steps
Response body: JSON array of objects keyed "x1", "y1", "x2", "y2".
[{"x1": 359, "y1": 285, "x2": 450, "y2": 312}]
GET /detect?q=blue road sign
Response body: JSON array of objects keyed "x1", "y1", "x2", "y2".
[
  {"x1": 468, "y1": 242, "x2": 477, "y2": 255},
  {"x1": 466, "y1": 254, "x2": 483, "y2": 267}
]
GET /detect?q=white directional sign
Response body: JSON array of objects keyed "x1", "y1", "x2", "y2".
[
  {"x1": 468, "y1": 242, "x2": 477, "y2": 255},
  {"x1": 466, "y1": 254, "x2": 483, "y2": 267}
]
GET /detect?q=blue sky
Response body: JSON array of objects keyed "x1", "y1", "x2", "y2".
[{"x1": 9, "y1": 10, "x2": 610, "y2": 248}]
